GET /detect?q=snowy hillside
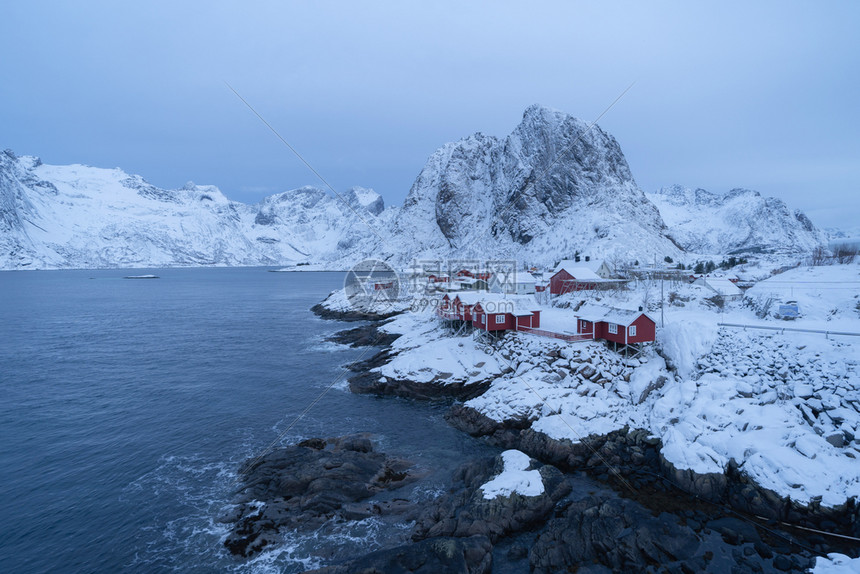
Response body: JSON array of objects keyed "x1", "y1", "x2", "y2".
[{"x1": 647, "y1": 185, "x2": 826, "y2": 256}]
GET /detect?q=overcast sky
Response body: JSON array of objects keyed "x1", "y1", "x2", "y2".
[{"x1": 2, "y1": 1, "x2": 858, "y2": 229}]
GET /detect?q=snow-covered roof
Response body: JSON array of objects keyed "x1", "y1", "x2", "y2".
[
  {"x1": 577, "y1": 304, "x2": 655, "y2": 326},
  {"x1": 699, "y1": 277, "x2": 743, "y2": 296},
  {"x1": 552, "y1": 265, "x2": 602, "y2": 281},
  {"x1": 453, "y1": 292, "x2": 483, "y2": 305},
  {"x1": 471, "y1": 295, "x2": 539, "y2": 316},
  {"x1": 554, "y1": 259, "x2": 606, "y2": 273}
]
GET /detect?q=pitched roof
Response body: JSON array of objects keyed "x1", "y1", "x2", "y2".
[
  {"x1": 699, "y1": 277, "x2": 743, "y2": 296},
  {"x1": 453, "y1": 292, "x2": 483, "y2": 306},
  {"x1": 470, "y1": 295, "x2": 539, "y2": 316},
  {"x1": 577, "y1": 304, "x2": 655, "y2": 326},
  {"x1": 552, "y1": 265, "x2": 602, "y2": 281},
  {"x1": 554, "y1": 259, "x2": 607, "y2": 272}
]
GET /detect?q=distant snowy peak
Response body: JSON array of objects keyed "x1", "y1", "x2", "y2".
[
  {"x1": 345, "y1": 186, "x2": 384, "y2": 215},
  {"x1": 647, "y1": 184, "x2": 826, "y2": 255},
  {"x1": 0, "y1": 151, "x2": 382, "y2": 269}
]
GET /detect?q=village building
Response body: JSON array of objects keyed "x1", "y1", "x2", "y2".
[
  {"x1": 694, "y1": 276, "x2": 743, "y2": 300},
  {"x1": 472, "y1": 296, "x2": 542, "y2": 332},
  {"x1": 488, "y1": 273, "x2": 538, "y2": 295},
  {"x1": 453, "y1": 276, "x2": 489, "y2": 292},
  {"x1": 437, "y1": 294, "x2": 541, "y2": 333},
  {"x1": 451, "y1": 292, "x2": 482, "y2": 321},
  {"x1": 549, "y1": 264, "x2": 603, "y2": 295},
  {"x1": 554, "y1": 257, "x2": 613, "y2": 279},
  {"x1": 574, "y1": 305, "x2": 656, "y2": 356}
]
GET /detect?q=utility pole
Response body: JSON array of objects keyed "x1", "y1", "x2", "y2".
[{"x1": 661, "y1": 276, "x2": 665, "y2": 328}]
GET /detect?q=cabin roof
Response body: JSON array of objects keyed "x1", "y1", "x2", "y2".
[
  {"x1": 698, "y1": 277, "x2": 743, "y2": 296},
  {"x1": 470, "y1": 295, "x2": 539, "y2": 316},
  {"x1": 577, "y1": 304, "x2": 655, "y2": 326},
  {"x1": 552, "y1": 265, "x2": 602, "y2": 281}
]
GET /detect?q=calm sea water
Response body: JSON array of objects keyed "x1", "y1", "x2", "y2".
[{"x1": 0, "y1": 268, "x2": 495, "y2": 573}]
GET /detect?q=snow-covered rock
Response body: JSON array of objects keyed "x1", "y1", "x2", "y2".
[
  {"x1": 647, "y1": 184, "x2": 826, "y2": 256},
  {"x1": 812, "y1": 553, "x2": 860, "y2": 573},
  {"x1": 480, "y1": 450, "x2": 545, "y2": 499}
]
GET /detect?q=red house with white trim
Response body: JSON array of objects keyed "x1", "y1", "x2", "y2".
[
  {"x1": 471, "y1": 297, "x2": 541, "y2": 332},
  {"x1": 452, "y1": 292, "x2": 483, "y2": 322},
  {"x1": 576, "y1": 306, "x2": 656, "y2": 345},
  {"x1": 549, "y1": 265, "x2": 602, "y2": 295}
]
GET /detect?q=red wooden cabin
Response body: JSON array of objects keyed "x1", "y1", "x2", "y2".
[
  {"x1": 577, "y1": 307, "x2": 656, "y2": 344},
  {"x1": 549, "y1": 266, "x2": 602, "y2": 295}
]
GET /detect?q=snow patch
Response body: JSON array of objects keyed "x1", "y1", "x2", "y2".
[{"x1": 480, "y1": 450, "x2": 545, "y2": 499}]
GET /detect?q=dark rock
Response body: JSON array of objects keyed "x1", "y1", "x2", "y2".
[
  {"x1": 772, "y1": 554, "x2": 792, "y2": 571},
  {"x1": 347, "y1": 349, "x2": 396, "y2": 373},
  {"x1": 825, "y1": 432, "x2": 845, "y2": 448},
  {"x1": 349, "y1": 372, "x2": 492, "y2": 401},
  {"x1": 412, "y1": 454, "x2": 571, "y2": 544},
  {"x1": 505, "y1": 543, "x2": 529, "y2": 560},
  {"x1": 707, "y1": 517, "x2": 761, "y2": 545},
  {"x1": 307, "y1": 535, "x2": 493, "y2": 574},
  {"x1": 529, "y1": 496, "x2": 701, "y2": 573},
  {"x1": 311, "y1": 301, "x2": 401, "y2": 322},
  {"x1": 223, "y1": 434, "x2": 415, "y2": 557},
  {"x1": 446, "y1": 405, "x2": 531, "y2": 437},
  {"x1": 327, "y1": 323, "x2": 401, "y2": 348},
  {"x1": 754, "y1": 541, "x2": 773, "y2": 559}
]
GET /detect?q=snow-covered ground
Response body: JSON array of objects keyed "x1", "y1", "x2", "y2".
[
  {"x1": 813, "y1": 553, "x2": 860, "y2": 573},
  {"x1": 379, "y1": 262, "x2": 860, "y2": 507},
  {"x1": 375, "y1": 311, "x2": 504, "y2": 386}
]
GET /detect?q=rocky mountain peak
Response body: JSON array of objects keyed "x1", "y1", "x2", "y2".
[{"x1": 390, "y1": 104, "x2": 671, "y2": 264}]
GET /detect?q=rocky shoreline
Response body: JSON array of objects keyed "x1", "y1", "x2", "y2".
[
  {"x1": 447, "y1": 405, "x2": 860, "y2": 557},
  {"x1": 247, "y1": 301, "x2": 860, "y2": 572}
]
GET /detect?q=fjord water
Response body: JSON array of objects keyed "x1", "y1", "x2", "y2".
[{"x1": 0, "y1": 268, "x2": 493, "y2": 572}]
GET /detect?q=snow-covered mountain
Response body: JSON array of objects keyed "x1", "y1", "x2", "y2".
[
  {"x1": 646, "y1": 185, "x2": 826, "y2": 256},
  {"x1": 379, "y1": 105, "x2": 682, "y2": 267},
  {"x1": 0, "y1": 149, "x2": 385, "y2": 269},
  {"x1": 0, "y1": 105, "x2": 827, "y2": 270}
]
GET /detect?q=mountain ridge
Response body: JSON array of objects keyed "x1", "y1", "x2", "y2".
[
  {"x1": 0, "y1": 106, "x2": 827, "y2": 270},
  {"x1": 646, "y1": 184, "x2": 826, "y2": 256}
]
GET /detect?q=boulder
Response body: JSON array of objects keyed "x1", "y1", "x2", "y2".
[
  {"x1": 223, "y1": 434, "x2": 415, "y2": 557},
  {"x1": 306, "y1": 535, "x2": 493, "y2": 574}
]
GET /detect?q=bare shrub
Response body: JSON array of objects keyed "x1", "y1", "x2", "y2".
[
  {"x1": 810, "y1": 246, "x2": 828, "y2": 266},
  {"x1": 704, "y1": 294, "x2": 725, "y2": 310}
]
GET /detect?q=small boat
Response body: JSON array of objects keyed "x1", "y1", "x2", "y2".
[{"x1": 124, "y1": 274, "x2": 160, "y2": 279}]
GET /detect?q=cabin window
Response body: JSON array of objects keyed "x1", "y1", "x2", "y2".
[
  {"x1": 495, "y1": 314, "x2": 506, "y2": 324},
  {"x1": 629, "y1": 325, "x2": 637, "y2": 336},
  {"x1": 608, "y1": 323, "x2": 618, "y2": 334},
  {"x1": 481, "y1": 314, "x2": 485, "y2": 324}
]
